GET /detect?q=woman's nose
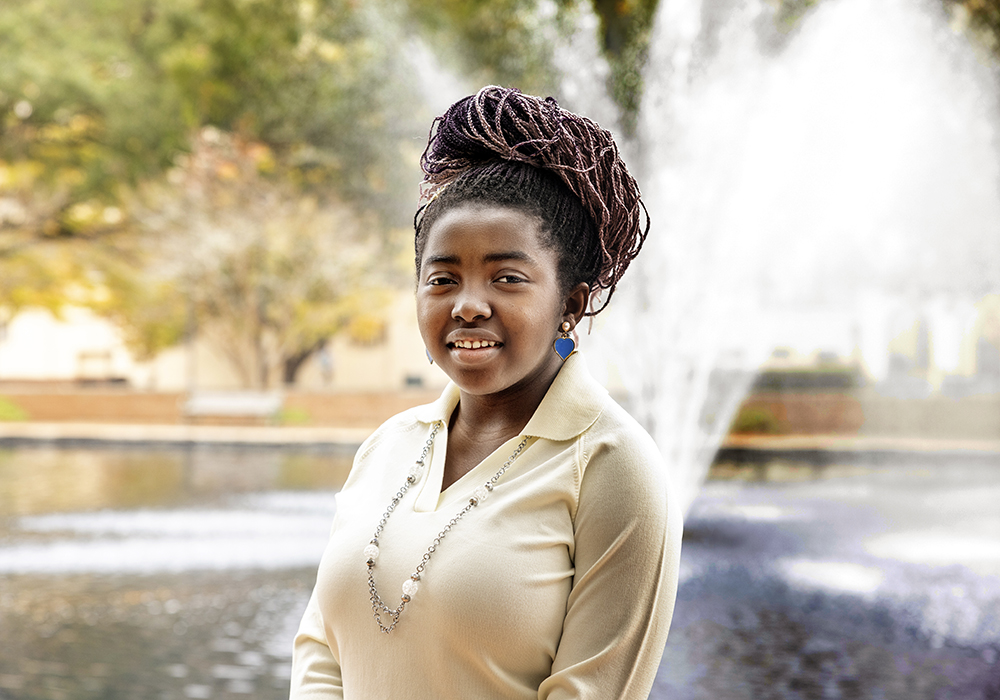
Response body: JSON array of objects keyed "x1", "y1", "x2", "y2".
[{"x1": 452, "y1": 286, "x2": 491, "y2": 322}]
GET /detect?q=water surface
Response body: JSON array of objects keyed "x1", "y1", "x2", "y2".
[{"x1": 1, "y1": 446, "x2": 998, "y2": 699}]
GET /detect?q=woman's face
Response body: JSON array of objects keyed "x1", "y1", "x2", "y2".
[{"x1": 417, "y1": 203, "x2": 585, "y2": 399}]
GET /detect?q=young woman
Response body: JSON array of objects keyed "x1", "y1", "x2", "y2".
[{"x1": 291, "y1": 86, "x2": 682, "y2": 699}]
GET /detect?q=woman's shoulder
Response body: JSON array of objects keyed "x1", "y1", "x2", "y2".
[
  {"x1": 337, "y1": 403, "x2": 439, "y2": 494},
  {"x1": 355, "y1": 403, "x2": 435, "y2": 464},
  {"x1": 588, "y1": 395, "x2": 661, "y2": 459},
  {"x1": 577, "y1": 393, "x2": 667, "y2": 494}
]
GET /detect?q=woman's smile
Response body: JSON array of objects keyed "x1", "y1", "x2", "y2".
[{"x1": 448, "y1": 335, "x2": 503, "y2": 365}]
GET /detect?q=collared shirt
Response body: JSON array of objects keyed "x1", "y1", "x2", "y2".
[{"x1": 292, "y1": 353, "x2": 683, "y2": 699}]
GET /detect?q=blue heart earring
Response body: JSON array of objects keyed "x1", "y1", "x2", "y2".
[
  {"x1": 553, "y1": 321, "x2": 576, "y2": 361},
  {"x1": 426, "y1": 349, "x2": 434, "y2": 365}
]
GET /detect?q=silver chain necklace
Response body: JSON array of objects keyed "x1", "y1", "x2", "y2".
[{"x1": 364, "y1": 420, "x2": 530, "y2": 634}]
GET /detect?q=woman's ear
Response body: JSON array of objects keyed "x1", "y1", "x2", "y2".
[{"x1": 562, "y1": 282, "x2": 590, "y2": 328}]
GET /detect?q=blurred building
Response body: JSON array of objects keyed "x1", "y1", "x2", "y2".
[
  {"x1": 0, "y1": 291, "x2": 997, "y2": 397},
  {"x1": 0, "y1": 293, "x2": 448, "y2": 393}
]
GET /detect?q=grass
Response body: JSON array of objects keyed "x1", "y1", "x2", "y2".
[{"x1": 0, "y1": 396, "x2": 29, "y2": 421}]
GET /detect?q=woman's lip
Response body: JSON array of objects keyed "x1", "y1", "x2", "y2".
[{"x1": 448, "y1": 344, "x2": 502, "y2": 365}]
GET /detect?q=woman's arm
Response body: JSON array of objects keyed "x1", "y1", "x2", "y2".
[
  {"x1": 538, "y1": 431, "x2": 683, "y2": 699},
  {"x1": 290, "y1": 587, "x2": 344, "y2": 699}
]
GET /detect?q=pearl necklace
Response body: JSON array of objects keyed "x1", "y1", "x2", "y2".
[{"x1": 365, "y1": 421, "x2": 530, "y2": 634}]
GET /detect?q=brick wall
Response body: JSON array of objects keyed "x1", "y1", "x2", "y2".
[
  {"x1": 731, "y1": 391, "x2": 1000, "y2": 440},
  {"x1": 3, "y1": 388, "x2": 998, "y2": 439},
  {"x1": 0, "y1": 390, "x2": 440, "y2": 429}
]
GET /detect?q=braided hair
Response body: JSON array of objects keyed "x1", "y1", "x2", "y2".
[{"x1": 414, "y1": 86, "x2": 649, "y2": 316}]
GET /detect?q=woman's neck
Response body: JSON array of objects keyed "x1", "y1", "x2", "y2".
[{"x1": 451, "y1": 360, "x2": 561, "y2": 440}]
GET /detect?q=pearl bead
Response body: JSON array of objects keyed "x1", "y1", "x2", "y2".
[
  {"x1": 474, "y1": 485, "x2": 489, "y2": 503},
  {"x1": 402, "y1": 578, "x2": 419, "y2": 596},
  {"x1": 363, "y1": 544, "x2": 380, "y2": 561}
]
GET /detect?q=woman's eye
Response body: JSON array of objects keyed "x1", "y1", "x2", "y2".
[
  {"x1": 496, "y1": 274, "x2": 525, "y2": 284},
  {"x1": 427, "y1": 276, "x2": 455, "y2": 286}
]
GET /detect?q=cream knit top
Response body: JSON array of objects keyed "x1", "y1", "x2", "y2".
[{"x1": 291, "y1": 353, "x2": 683, "y2": 699}]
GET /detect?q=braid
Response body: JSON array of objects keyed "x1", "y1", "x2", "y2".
[{"x1": 415, "y1": 86, "x2": 649, "y2": 315}]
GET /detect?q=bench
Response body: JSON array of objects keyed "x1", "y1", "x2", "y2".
[{"x1": 183, "y1": 391, "x2": 284, "y2": 425}]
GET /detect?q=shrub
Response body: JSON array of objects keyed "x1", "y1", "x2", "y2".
[
  {"x1": 0, "y1": 396, "x2": 29, "y2": 421},
  {"x1": 730, "y1": 406, "x2": 780, "y2": 434},
  {"x1": 277, "y1": 407, "x2": 312, "y2": 426}
]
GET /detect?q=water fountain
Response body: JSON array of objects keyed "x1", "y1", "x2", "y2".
[{"x1": 590, "y1": 0, "x2": 1000, "y2": 511}]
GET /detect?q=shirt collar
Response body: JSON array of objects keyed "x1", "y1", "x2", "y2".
[{"x1": 411, "y1": 353, "x2": 607, "y2": 442}]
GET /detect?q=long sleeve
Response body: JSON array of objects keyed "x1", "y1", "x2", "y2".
[
  {"x1": 290, "y1": 587, "x2": 344, "y2": 700},
  {"x1": 537, "y1": 424, "x2": 683, "y2": 700}
]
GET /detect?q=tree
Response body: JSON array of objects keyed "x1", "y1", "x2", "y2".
[
  {"x1": 588, "y1": 0, "x2": 659, "y2": 132},
  {"x1": 944, "y1": 0, "x2": 1000, "y2": 58},
  {"x1": 401, "y1": 0, "x2": 566, "y2": 95},
  {"x1": 105, "y1": 128, "x2": 393, "y2": 388},
  {"x1": 1, "y1": 0, "x2": 427, "y2": 379},
  {"x1": 0, "y1": 243, "x2": 79, "y2": 332},
  {"x1": 8, "y1": 0, "x2": 426, "y2": 202},
  {"x1": 0, "y1": 0, "x2": 427, "y2": 258}
]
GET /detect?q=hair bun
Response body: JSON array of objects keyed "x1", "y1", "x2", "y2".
[{"x1": 420, "y1": 86, "x2": 649, "y2": 312}]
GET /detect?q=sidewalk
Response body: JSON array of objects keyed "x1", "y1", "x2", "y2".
[{"x1": 0, "y1": 421, "x2": 372, "y2": 449}]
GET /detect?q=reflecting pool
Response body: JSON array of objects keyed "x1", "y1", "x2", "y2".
[
  {"x1": 0, "y1": 444, "x2": 353, "y2": 700},
  {"x1": 1, "y1": 445, "x2": 998, "y2": 699},
  {"x1": 656, "y1": 452, "x2": 1000, "y2": 699}
]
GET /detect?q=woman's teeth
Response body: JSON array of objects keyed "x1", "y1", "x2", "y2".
[{"x1": 453, "y1": 340, "x2": 498, "y2": 349}]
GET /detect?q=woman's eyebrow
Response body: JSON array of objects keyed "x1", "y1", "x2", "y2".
[
  {"x1": 424, "y1": 254, "x2": 460, "y2": 265},
  {"x1": 424, "y1": 251, "x2": 535, "y2": 265},
  {"x1": 482, "y1": 250, "x2": 533, "y2": 264}
]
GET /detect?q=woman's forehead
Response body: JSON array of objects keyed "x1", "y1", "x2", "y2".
[{"x1": 421, "y1": 204, "x2": 549, "y2": 261}]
